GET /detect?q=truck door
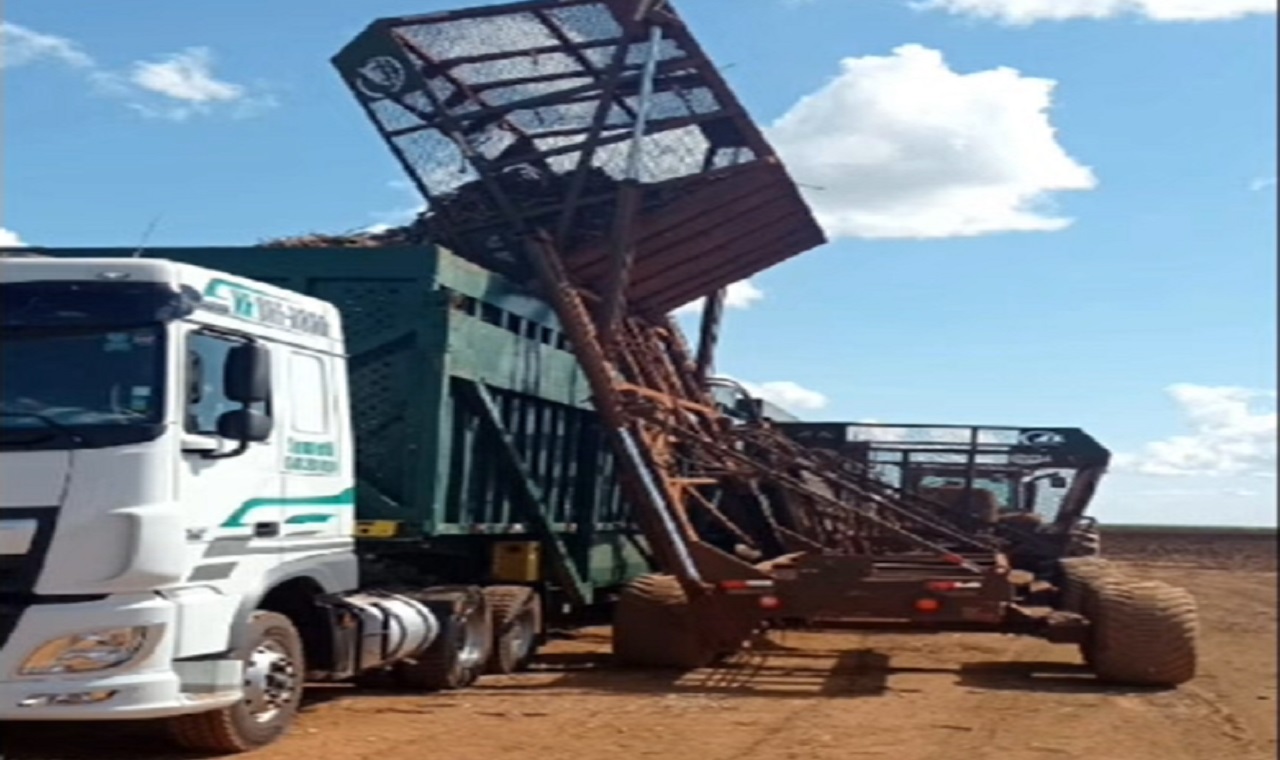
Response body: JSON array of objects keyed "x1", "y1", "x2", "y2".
[
  {"x1": 179, "y1": 328, "x2": 285, "y2": 582},
  {"x1": 277, "y1": 349, "x2": 353, "y2": 558}
]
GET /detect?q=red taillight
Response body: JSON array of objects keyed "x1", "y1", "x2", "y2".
[
  {"x1": 758, "y1": 595, "x2": 781, "y2": 610},
  {"x1": 914, "y1": 597, "x2": 942, "y2": 613},
  {"x1": 719, "y1": 579, "x2": 775, "y2": 592}
]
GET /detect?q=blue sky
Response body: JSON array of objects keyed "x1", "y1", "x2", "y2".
[{"x1": 3, "y1": 0, "x2": 1276, "y2": 525}]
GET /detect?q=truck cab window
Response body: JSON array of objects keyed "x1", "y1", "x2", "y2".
[
  {"x1": 186, "y1": 332, "x2": 270, "y2": 436},
  {"x1": 289, "y1": 352, "x2": 330, "y2": 434}
]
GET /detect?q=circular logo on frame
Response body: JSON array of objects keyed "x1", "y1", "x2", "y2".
[{"x1": 354, "y1": 56, "x2": 408, "y2": 98}]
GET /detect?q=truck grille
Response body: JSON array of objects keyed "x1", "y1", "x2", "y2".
[
  {"x1": 0, "y1": 602, "x2": 20, "y2": 649},
  {"x1": 0, "y1": 507, "x2": 58, "y2": 595}
]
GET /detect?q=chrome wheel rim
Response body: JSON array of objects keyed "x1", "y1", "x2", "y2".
[{"x1": 242, "y1": 640, "x2": 298, "y2": 723}]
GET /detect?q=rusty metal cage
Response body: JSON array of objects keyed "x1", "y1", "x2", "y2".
[{"x1": 332, "y1": 0, "x2": 825, "y2": 317}]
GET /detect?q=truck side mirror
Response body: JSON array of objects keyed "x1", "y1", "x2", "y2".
[
  {"x1": 217, "y1": 408, "x2": 274, "y2": 443},
  {"x1": 203, "y1": 408, "x2": 274, "y2": 460},
  {"x1": 1049, "y1": 475, "x2": 1068, "y2": 488},
  {"x1": 733, "y1": 397, "x2": 760, "y2": 422},
  {"x1": 224, "y1": 343, "x2": 272, "y2": 404}
]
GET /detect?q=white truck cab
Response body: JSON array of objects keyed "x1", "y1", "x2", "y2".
[{"x1": 0, "y1": 257, "x2": 368, "y2": 747}]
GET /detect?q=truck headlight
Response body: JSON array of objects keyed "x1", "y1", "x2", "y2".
[{"x1": 19, "y1": 627, "x2": 150, "y2": 676}]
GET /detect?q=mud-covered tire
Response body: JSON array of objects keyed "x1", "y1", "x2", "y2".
[
  {"x1": 612, "y1": 574, "x2": 717, "y2": 670},
  {"x1": 397, "y1": 589, "x2": 492, "y2": 691},
  {"x1": 1059, "y1": 557, "x2": 1114, "y2": 613},
  {"x1": 1088, "y1": 578, "x2": 1199, "y2": 687},
  {"x1": 1059, "y1": 558, "x2": 1116, "y2": 667},
  {"x1": 483, "y1": 586, "x2": 541, "y2": 675},
  {"x1": 166, "y1": 611, "x2": 305, "y2": 754}
]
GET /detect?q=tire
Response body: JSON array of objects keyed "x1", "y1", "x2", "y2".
[
  {"x1": 483, "y1": 586, "x2": 542, "y2": 675},
  {"x1": 1058, "y1": 557, "x2": 1113, "y2": 613},
  {"x1": 1088, "y1": 577, "x2": 1199, "y2": 687},
  {"x1": 166, "y1": 611, "x2": 305, "y2": 754},
  {"x1": 396, "y1": 590, "x2": 492, "y2": 691},
  {"x1": 612, "y1": 574, "x2": 717, "y2": 670},
  {"x1": 1059, "y1": 558, "x2": 1116, "y2": 667}
]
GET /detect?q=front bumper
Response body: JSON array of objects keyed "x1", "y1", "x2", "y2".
[{"x1": 0, "y1": 594, "x2": 240, "y2": 720}]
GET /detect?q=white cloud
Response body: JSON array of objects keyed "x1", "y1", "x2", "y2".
[
  {"x1": 1114, "y1": 384, "x2": 1277, "y2": 477},
  {"x1": 1250, "y1": 176, "x2": 1277, "y2": 191},
  {"x1": 4, "y1": 26, "x2": 273, "y2": 122},
  {"x1": 114, "y1": 47, "x2": 275, "y2": 122},
  {"x1": 129, "y1": 47, "x2": 242, "y2": 103},
  {"x1": 768, "y1": 44, "x2": 1096, "y2": 240},
  {"x1": 734, "y1": 379, "x2": 830, "y2": 412},
  {"x1": 0, "y1": 22, "x2": 94, "y2": 69},
  {"x1": 914, "y1": 0, "x2": 1277, "y2": 24},
  {"x1": 672, "y1": 280, "x2": 765, "y2": 316},
  {"x1": 0, "y1": 227, "x2": 26, "y2": 247}
]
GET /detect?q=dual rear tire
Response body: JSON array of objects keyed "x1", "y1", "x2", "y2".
[
  {"x1": 395, "y1": 588, "x2": 494, "y2": 691},
  {"x1": 484, "y1": 585, "x2": 542, "y2": 675}
]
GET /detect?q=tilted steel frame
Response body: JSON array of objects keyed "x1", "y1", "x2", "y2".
[{"x1": 331, "y1": 0, "x2": 1076, "y2": 641}]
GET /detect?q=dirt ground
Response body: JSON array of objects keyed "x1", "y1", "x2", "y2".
[{"x1": 5, "y1": 539, "x2": 1276, "y2": 760}]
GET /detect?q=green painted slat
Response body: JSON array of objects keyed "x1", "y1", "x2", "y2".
[{"x1": 460, "y1": 379, "x2": 591, "y2": 605}]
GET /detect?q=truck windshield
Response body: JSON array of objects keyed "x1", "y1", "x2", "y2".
[
  {"x1": 0, "y1": 280, "x2": 177, "y2": 450},
  {"x1": 918, "y1": 474, "x2": 1015, "y2": 512}
]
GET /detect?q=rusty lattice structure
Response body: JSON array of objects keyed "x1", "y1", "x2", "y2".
[{"x1": 330, "y1": 0, "x2": 1037, "y2": 657}]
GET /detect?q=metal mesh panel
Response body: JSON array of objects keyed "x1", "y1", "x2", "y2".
[
  {"x1": 340, "y1": 4, "x2": 743, "y2": 196},
  {"x1": 330, "y1": 0, "x2": 824, "y2": 315},
  {"x1": 314, "y1": 280, "x2": 420, "y2": 346},
  {"x1": 349, "y1": 356, "x2": 410, "y2": 501},
  {"x1": 333, "y1": 2, "x2": 769, "y2": 270},
  {"x1": 310, "y1": 280, "x2": 425, "y2": 502}
]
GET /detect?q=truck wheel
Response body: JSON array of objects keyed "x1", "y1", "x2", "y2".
[
  {"x1": 1088, "y1": 578, "x2": 1199, "y2": 687},
  {"x1": 612, "y1": 574, "x2": 716, "y2": 670},
  {"x1": 483, "y1": 586, "x2": 541, "y2": 675},
  {"x1": 397, "y1": 590, "x2": 491, "y2": 691},
  {"x1": 167, "y1": 611, "x2": 305, "y2": 753}
]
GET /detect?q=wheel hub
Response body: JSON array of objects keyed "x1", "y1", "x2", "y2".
[{"x1": 242, "y1": 641, "x2": 298, "y2": 723}]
